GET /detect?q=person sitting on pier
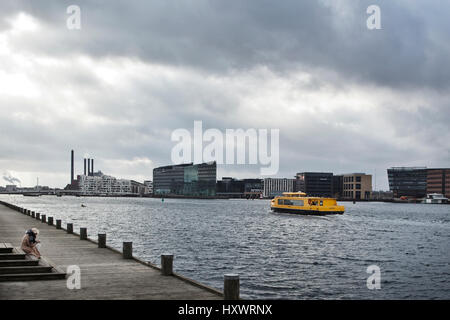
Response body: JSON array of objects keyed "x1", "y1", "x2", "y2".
[{"x1": 21, "y1": 228, "x2": 41, "y2": 259}]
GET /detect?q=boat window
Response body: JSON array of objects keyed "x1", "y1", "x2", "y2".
[
  {"x1": 284, "y1": 199, "x2": 294, "y2": 205},
  {"x1": 292, "y1": 200, "x2": 304, "y2": 206},
  {"x1": 278, "y1": 199, "x2": 284, "y2": 205},
  {"x1": 320, "y1": 200, "x2": 323, "y2": 206}
]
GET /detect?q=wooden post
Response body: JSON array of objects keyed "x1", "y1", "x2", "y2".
[
  {"x1": 161, "y1": 254, "x2": 174, "y2": 276},
  {"x1": 47, "y1": 217, "x2": 53, "y2": 225},
  {"x1": 98, "y1": 234, "x2": 106, "y2": 248},
  {"x1": 31, "y1": 211, "x2": 35, "y2": 218},
  {"x1": 56, "y1": 219, "x2": 62, "y2": 229},
  {"x1": 224, "y1": 274, "x2": 240, "y2": 300},
  {"x1": 26, "y1": 210, "x2": 30, "y2": 216},
  {"x1": 80, "y1": 228, "x2": 87, "y2": 240},
  {"x1": 67, "y1": 223, "x2": 73, "y2": 234},
  {"x1": 41, "y1": 214, "x2": 46, "y2": 223},
  {"x1": 123, "y1": 242, "x2": 132, "y2": 259},
  {"x1": 35, "y1": 212, "x2": 40, "y2": 220}
]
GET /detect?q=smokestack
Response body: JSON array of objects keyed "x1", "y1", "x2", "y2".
[
  {"x1": 87, "y1": 158, "x2": 91, "y2": 176},
  {"x1": 71, "y1": 150, "x2": 74, "y2": 184},
  {"x1": 91, "y1": 159, "x2": 94, "y2": 175},
  {"x1": 84, "y1": 158, "x2": 87, "y2": 176}
]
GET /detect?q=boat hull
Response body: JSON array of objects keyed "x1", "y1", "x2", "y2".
[{"x1": 271, "y1": 207, "x2": 344, "y2": 215}]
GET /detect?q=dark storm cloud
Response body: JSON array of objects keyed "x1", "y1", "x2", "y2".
[{"x1": 3, "y1": 0, "x2": 450, "y2": 89}]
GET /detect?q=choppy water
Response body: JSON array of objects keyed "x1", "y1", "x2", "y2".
[{"x1": 1, "y1": 194, "x2": 449, "y2": 299}]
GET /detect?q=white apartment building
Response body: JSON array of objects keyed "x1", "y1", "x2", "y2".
[
  {"x1": 263, "y1": 178, "x2": 295, "y2": 198},
  {"x1": 78, "y1": 174, "x2": 147, "y2": 196},
  {"x1": 144, "y1": 180, "x2": 153, "y2": 194}
]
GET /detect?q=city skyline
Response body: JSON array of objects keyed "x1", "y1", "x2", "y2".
[{"x1": 1, "y1": 1, "x2": 449, "y2": 189}]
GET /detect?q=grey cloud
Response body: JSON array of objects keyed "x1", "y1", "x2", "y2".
[{"x1": 3, "y1": 0, "x2": 449, "y2": 89}]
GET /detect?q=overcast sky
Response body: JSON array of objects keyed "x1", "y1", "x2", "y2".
[{"x1": 0, "y1": 0, "x2": 449, "y2": 189}]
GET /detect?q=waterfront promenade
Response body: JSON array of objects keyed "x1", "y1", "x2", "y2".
[{"x1": 0, "y1": 203, "x2": 222, "y2": 300}]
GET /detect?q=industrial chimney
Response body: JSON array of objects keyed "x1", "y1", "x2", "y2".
[
  {"x1": 71, "y1": 150, "x2": 74, "y2": 184},
  {"x1": 91, "y1": 159, "x2": 94, "y2": 176},
  {"x1": 87, "y1": 158, "x2": 91, "y2": 176},
  {"x1": 84, "y1": 158, "x2": 87, "y2": 176}
]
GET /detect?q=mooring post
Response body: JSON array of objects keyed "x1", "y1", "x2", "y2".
[
  {"x1": 47, "y1": 217, "x2": 53, "y2": 226},
  {"x1": 161, "y1": 254, "x2": 174, "y2": 276},
  {"x1": 56, "y1": 219, "x2": 62, "y2": 229},
  {"x1": 35, "y1": 212, "x2": 40, "y2": 220},
  {"x1": 123, "y1": 242, "x2": 133, "y2": 259},
  {"x1": 26, "y1": 210, "x2": 30, "y2": 216},
  {"x1": 80, "y1": 228, "x2": 87, "y2": 240},
  {"x1": 67, "y1": 223, "x2": 73, "y2": 234},
  {"x1": 31, "y1": 211, "x2": 35, "y2": 218},
  {"x1": 98, "y1": 234, "x2": 106, "y2": 248},
  {"x1": 224, "y1": 274, "x2": 240, "y2": 300},
  {"x1": 41, "y1": 214, "x2": 46, "y2": 223}
]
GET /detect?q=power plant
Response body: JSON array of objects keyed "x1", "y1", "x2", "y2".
[
  {"x1": 67, "y1": 150, "x2": 98, "y2": 190},
  {"x1": 65, "y1": 150, "x2": 148, "y2": 196}
]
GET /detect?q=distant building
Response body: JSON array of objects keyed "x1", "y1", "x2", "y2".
[
  {"x1": 342, "y1": 173, "x2": 372, "y2": 200},
  {"x1": 371, "y1": 190, "x2": 393, "y2": 200},
  {"x1": 295, "y1": 172, "x2": 333, "y2": 197},
  {"x1": 427, "y1": 169, "x2": 450, "y2": 199},
  {"x1": 5, "y1": 185, "x2": 17, "y2": 192},
  {"x1": 387, "y1": 167, "x2": 427, "y2": 198},
  {"x1": 380, "y1": 167, "x2": 450, "y2": 199},
  {"x1": 332, "y1": 175, "x2": 343, "y2": 198},
  {"x1": 131, "y1": 180, "x2": 148, "y2": 196},
  {"x1": 263, "y1": 178, "x2": 295, "y2": 198},
  {"x1": 216, "y1": 178, "x2": 263, "y2": 198},
  {"x1": 217, "y1": 177, "x2": 244, "y2": 197},
  {"x1": 243, "y1": 179, "x2": 263, "y2": 198},
  {"x1": 153, "y1": 162, "x2": 216, "y2": 197},
  {"x1": 78, "y1": 174, "x2": 147, "y2": 196},
  {"x1": 143, "y1": 180, "x2": 153, "y2": 194}
]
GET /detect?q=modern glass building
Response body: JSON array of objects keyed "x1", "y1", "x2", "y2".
[
  {"x1": 295, "y1": 172, "x2": 333, "y2": 197},
  {"x1": 153, "y1": 162, "x2": 216, "y2": 197},
  {"x1": 387, "y1": 167, "x2": 427, "y2": 198},
  {"x1": 216, "y1": 178, "x2": 263, "y2": 198},
  {"x1": 332, "y1": 175, "x2": 343, "y2": 198}
]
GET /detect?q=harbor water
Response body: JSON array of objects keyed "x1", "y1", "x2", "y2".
[{"x1": 1, "y1": 195, "x2": 449, "y2": 299}]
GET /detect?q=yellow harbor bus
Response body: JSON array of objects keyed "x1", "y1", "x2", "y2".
[{"x1": 270, "y1": 192, "x2": 345, "y2": 215}]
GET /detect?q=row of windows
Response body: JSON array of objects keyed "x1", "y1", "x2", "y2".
[
  {"x1": 278, "y1": 199, "x2": 324, "y2": 206},
  {"x1": 343, "y1": 176, "x2": 362, "y2": 183},
  {"x1": 344, "y1": 184, "x2": 361, "y2": 190}
]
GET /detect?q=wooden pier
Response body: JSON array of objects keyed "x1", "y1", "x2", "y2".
[{"x1": 0, "y1": 202, "x2": 227, "y2": 300}]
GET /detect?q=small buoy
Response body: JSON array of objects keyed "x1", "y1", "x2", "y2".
[
  {"x1": 161, "y1": 198, "x2": 164, "y2": 202},
  {"x1": 81, "y1": 204, "x2": 86, "y2": 207}
]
